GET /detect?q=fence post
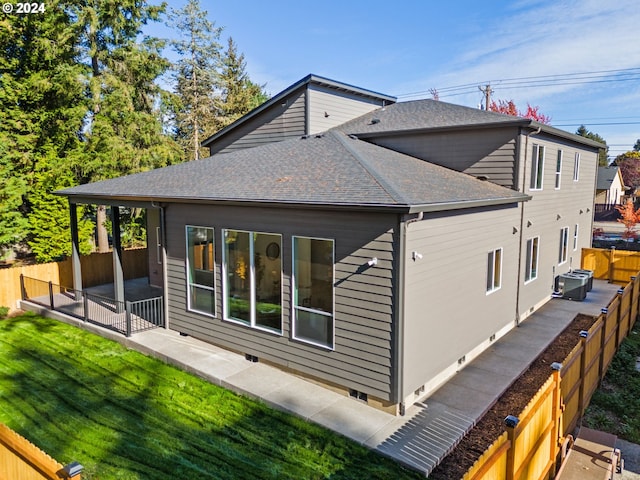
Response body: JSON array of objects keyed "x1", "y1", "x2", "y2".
[
  {"x1": 504, "y1": 415, "x2": 519, "y2": 480},
  {"x1": 159, "y1": 297, "x2": 164, "y2": 328},
  {"x1": 549, "y1": 363, "x2": 563, "y2": 476},
  {"x1": 48, "y1": 281, "x2": 54, "y2": 310},
  {"x1": 599, "y1": 308, "x2": 608, "y2": 383},
  {"x1": 615, "y1": 288, "x2": 624, "y2": 348},
  {"x1": 609, "y1": 246, "x2": 616, "y2": 283},
  {"x1": 83, "y1": 292, "x2": 89, "y2": 322},
  {"x1": 19, "y1": 274, "x2": 26, "y2": 301},
  {"x1": 125, "y1": 301, "x2": 132, "y2": 337},
  {"x1": 578, "y1": 331, "x2": 588, "y2": 418}
]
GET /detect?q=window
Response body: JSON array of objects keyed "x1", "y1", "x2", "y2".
[
  {"x1": 530, "y1": 144, "x2": 545, "y2": 190},
  {"x1": 555, "y1": 150, "x2": 563, "y2": 189},
  {"x1": 573, "y1": 153, "x2": 580, "y2": 181},
  {"x1": 186, "y1": 226, "x2": 215, "y2": 315},
  {"x1": 486, "y1": 248, "x2": 502, "y2": 294},
  {"x1": 223, "y1": 230, "x2": 282, "y2": 333},
  {"x1": 573, "y1": 224, "x2": 579, "y2": 250},
  {"x1": 559, "y1": 227, "x2": 569, "y2": 264},
  {"x1": 525, "y1": 237, "x2": 539, "y2": 283},
  {"x1": 292, "y1": 236, "x2": 334, "y2": 349}
]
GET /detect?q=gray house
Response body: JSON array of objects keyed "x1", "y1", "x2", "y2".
[{"x1": 58, "y1": 75, "x2": 603, "y2": 415}]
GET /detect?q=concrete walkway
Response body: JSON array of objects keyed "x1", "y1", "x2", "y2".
[{"x1": 22, "y1": 280, "x2": 622, "y2": 477}]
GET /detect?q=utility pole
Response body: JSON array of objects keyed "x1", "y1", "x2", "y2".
[{"x1": 479, "y1": 84, "x2": 493, "y2": 110}]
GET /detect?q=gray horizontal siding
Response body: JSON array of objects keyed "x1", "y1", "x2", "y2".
[
  {"x1": 367, "y1": 127, "x2": 519, "y2": 188},
  {"x1": 208, "y1": 89, "x2": 307, "y2": 155},
  {"x1": 516, "y1": 133, "x2": 598, "y2": 319},
  {"x1": 308, "y1": 85, "x2": 387, "y2": 134},
  {"x1": 164, "y1": 203, "x2": 397, "y2": 400},
  {"x1": 402, "y1": 205, "x2": 521, "y2": 399}
]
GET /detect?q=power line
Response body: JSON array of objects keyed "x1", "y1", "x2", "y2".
[
  {"x1": 554, "y1": 122, "x2": 640, "y2": 127},
  {"x1": 397, "y1": 66, "x2": 640, "y2": 99}
]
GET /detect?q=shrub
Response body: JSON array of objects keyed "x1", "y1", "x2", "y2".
[{"x1": 0, "y1": 306, "x2": 9, "y2": 319}]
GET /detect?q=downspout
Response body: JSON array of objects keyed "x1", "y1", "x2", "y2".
[
  {"x1": 589, "y1": 150, "x2": 599, "y2": 249},
  {"x1": 515, "y1": 126, "x2": 541, "y2": 325},
  {"x1": 395, "y1": 211, "x2": 422, "y2": 415}
]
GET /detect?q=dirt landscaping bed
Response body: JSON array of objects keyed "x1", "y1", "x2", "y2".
[{"x1": 429, "y1": 313, "x2": 596, "y2": 480}]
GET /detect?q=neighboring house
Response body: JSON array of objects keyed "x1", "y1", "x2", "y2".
[
  {"x1": 595, "y1": 166, "x2": 625, "y2": 206},
  {"x1": 57, "y1": 74, "x2": 603, "y2": 415}
]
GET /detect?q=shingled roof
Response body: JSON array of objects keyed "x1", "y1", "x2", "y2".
[
  {"x1": 336, "y1": 99, "x2": 605, "y2": 149},
  {"x1": 57, "y1": 131, "x2": 529, "y2": 213}
]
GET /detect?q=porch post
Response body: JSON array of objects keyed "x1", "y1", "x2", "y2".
[
  {"x1": 111, "y1": 206, "x2": 125, "y2": 312},
  {"x1": 69, "y1": 201, "x2": 83, "y2": 295}
]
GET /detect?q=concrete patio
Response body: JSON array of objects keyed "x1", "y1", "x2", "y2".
[{"x1": 21, "y1": 279, "x2": 622, "y2": 477}]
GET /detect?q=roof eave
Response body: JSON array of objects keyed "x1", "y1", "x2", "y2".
[
  {"x1": 352, "y1": 119, "x2": 530, "y2": 139},
  {"x1": 353, "y1": 118, "x2": 606, "y2": 150},
  {"x1": 407, "y1": 194, "x2": 531, "y2": 214},
  {"x1": 57, "y1": 190, "x2": 529, "y2": 214}
]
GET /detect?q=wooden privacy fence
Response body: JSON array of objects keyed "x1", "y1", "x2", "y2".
[
  {"x1": 0, "y1": 423, "x2": 81, "y2": 479},
  {"x1": 0, "y1": 248, "x2": 148, "y2": 312},
  {"x1": 582, "y1": 247, "x2": 640, "y2": 284},
  {"x1": 463, "y1": 272, "x2": 640, "y2": 480}
]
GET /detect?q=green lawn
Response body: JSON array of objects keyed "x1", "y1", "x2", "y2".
[
  {"x1": 583, "y1": 320, "x2": 640, "y2": 443},
  {"x1": 0, "y1": 313, "x2": 421, "y2": 480}
]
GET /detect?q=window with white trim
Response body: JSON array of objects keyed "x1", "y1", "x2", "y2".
[
  {"x1": 486, "y1": 248, "x2": 502, "y2": 294},
  {"x1": 573, "y1": 153, "x2": 580, "y2": 181},
  {"x1": 222, "y1": 229, "x2": 282, "y2": 333},
  {"x1": 292, "y1": 236, "x2": 334, "y2": 349},
  {"x1": 525, "y1": 237, "x2": 539, "y2": 283},
  {"x1": 559, "y1": 226, "x2": 569, "y2": 264},
  {"x1": 186, "y1": 225, "x2": 215, "y2": 315},
  {"x1": 530, "y1": 144, "x2": 545, "y2": 190},
  {"x1": 555, "y1": 150, "x2": 563, "y2": 189},
  {"x1": 573, "y1": 224, "x2": 579, "y2": 250}
]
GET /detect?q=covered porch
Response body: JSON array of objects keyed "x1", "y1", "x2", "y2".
[
  {"x1": 20, "y1": 195, "x2": 169, "y2": 337},
  {"x1": 21, "y1": 276, "x2": 164, "y2": 336},
  {"x1": 66, "y1": 199, "x2": 165, "y2": 303}
]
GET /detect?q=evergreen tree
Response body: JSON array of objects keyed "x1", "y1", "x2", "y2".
[
  {"x1": 576, "y1": 125, "x2": 608, "y2": 166},
  {"x1": 218, "y1": 37, "x2": 268, "y2": 130},
  {"x1": 28, "y1": 152, "x2": 94, "y2": 262},
  {"x1": 167, "y1": 0, "x2": 223, "y2": 161},
  {"x1": 0, "y1": 1, "x2": 93, "y2": 260},
  {"x1": 72, "y1": 0, "x2": 181, "y2": 251}
]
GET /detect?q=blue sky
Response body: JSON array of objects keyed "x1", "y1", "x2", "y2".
[{"x1": 147, "y1": 0, "x2": 640, "y2": 157}]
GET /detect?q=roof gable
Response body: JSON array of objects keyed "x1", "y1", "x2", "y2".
[{"x1": 201, "y1": 74, "x2": 396, "y2": 149}]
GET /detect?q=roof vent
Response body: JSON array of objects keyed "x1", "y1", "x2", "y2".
[
  {"x1": 315, "y1": 134, "x2": 324, "y2": 138},
  {"x1": 476, "y1": 175, "x2": 490, "y2": 181},
  {"x1": 348, "y1": 134, "x2": 358, "y2": 140},
  {"x1": 370, "y1": 118, "x2": 380, "y2": 125},
  {"x1": 300, "y1": 134, "x2": 311, "y2": 140}
]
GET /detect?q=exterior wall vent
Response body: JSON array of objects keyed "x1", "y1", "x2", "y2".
[
  {"x1": 349, "y1": 389, "x2": 368, "y2": 403},
  {"x1": 458, "y1": 355, "x2": 466, "y2": 365}
]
